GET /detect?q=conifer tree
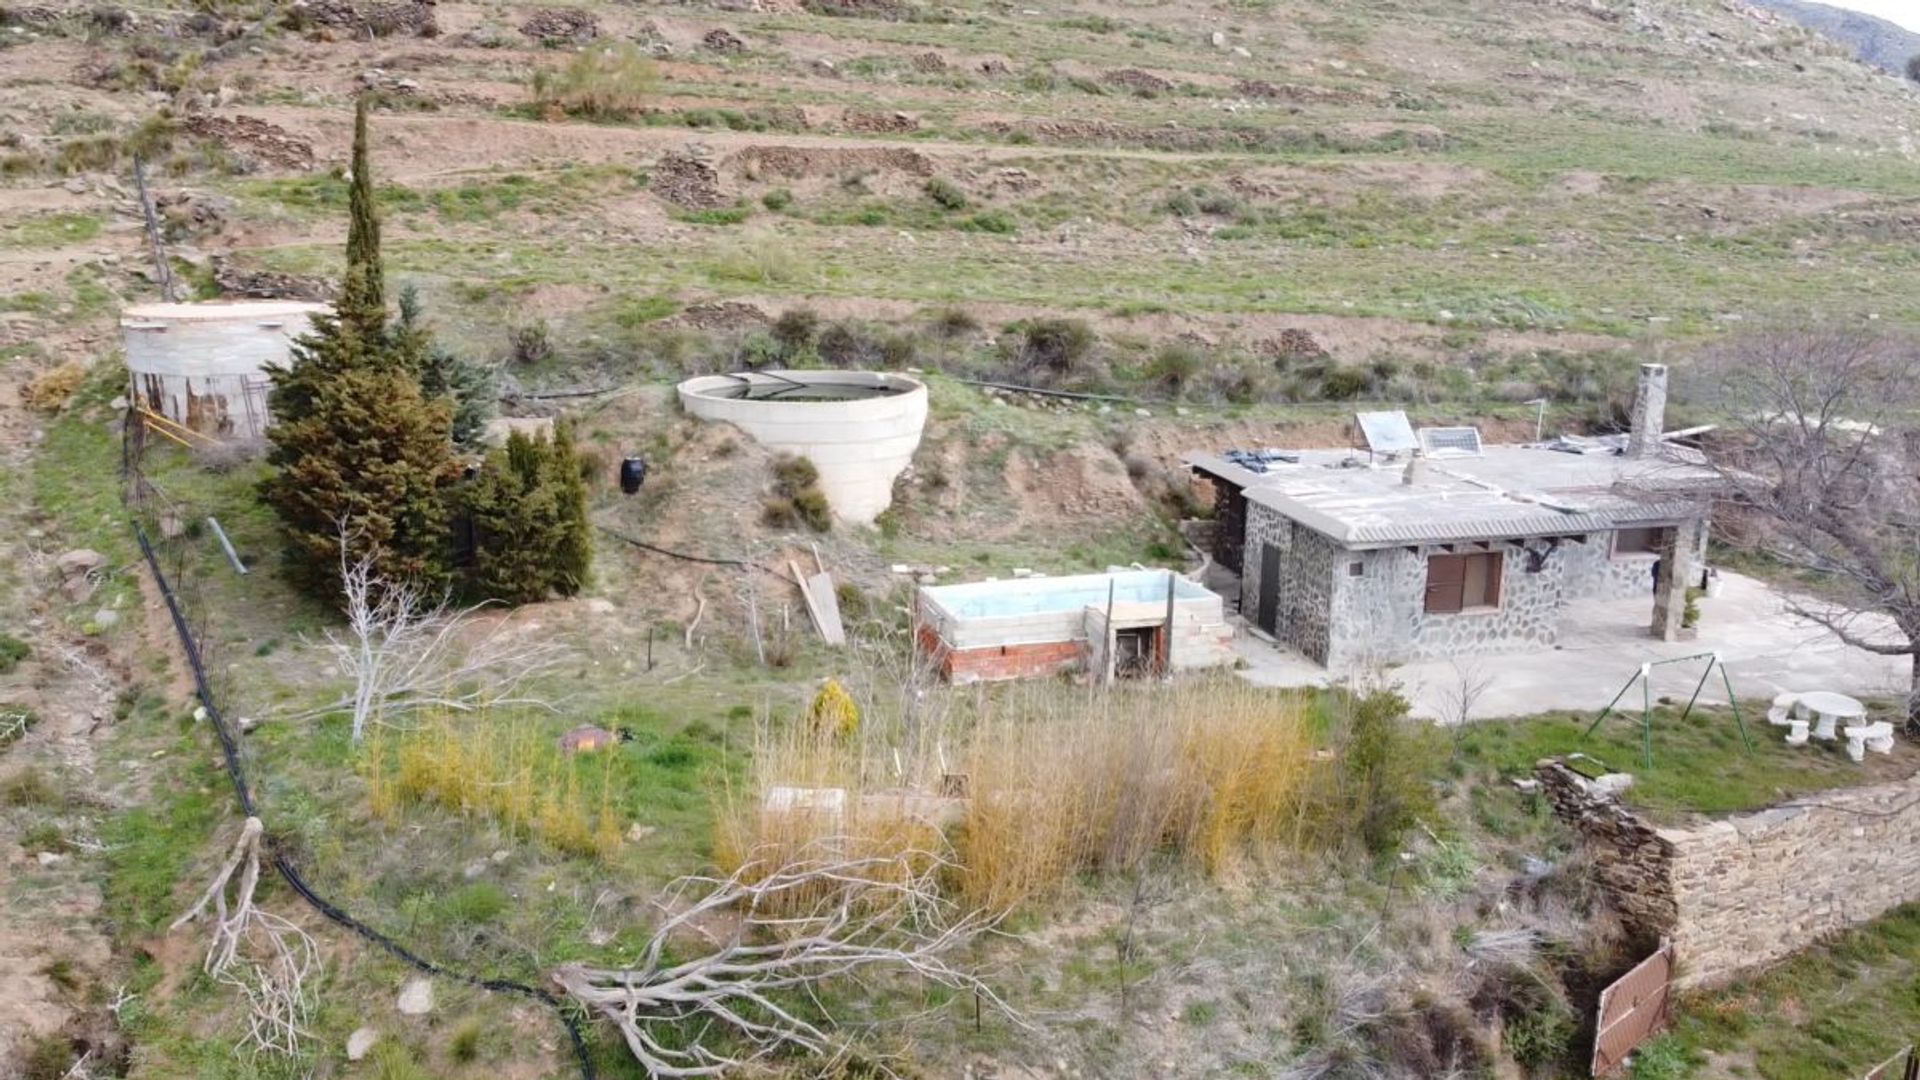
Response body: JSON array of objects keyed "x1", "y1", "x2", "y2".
[
  {"x1": 394, "y1": 285, "x2": 495, "y2": 448},
  {"x1": 548, "y1": 421, "x2": 593, "y2": 594},
  {"x1": 458, "y1": 425, "x2": 593, "y2": 603},
  {"x1": 263, "y1": 97, "x2": 458, "y2": 601}
]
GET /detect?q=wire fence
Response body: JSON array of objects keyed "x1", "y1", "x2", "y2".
[{"x1": 120, "y1": 412, "x2": 598, "y2": 1080}]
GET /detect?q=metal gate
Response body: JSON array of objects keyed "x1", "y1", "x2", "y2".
[
  {"x1": 1591, "y1": 941, "x2": 1674, "y2": 1076},
  {"x1": 1865, "y1": 1046, "x2": 1917, "y2": 1080}
]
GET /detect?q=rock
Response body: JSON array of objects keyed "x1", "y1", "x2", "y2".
[
  {"x1": 62, "y1": 176, "x2": 89, "y2": 193},
  {"x1": 1209, "y1": 30, "x2": 1226, "y2": 47},
  {"x1": 192, "y1": 705, "x2": 207, "y2": 723},
  {"x1": 1231, "y1": 46, "x2": 1251, "y2": 58},
  {"x1": 1134, "y1": 408, "x2": 1152, "y2": 418},
  {"x1": 583, "y1": 597, "x2": 615, "y2": 614},
  {"x1": 90, "y1": 607, "x2": 120, "y2": 629},
  {"x1": 37, "y1": 851, "x2": 65, "y2": 866},
  {"x1": 237, "y1": 715, "x2": 260, "y2": 734},
  {"x1": 463, "y1": 860, "x2": 488, "y2": 880},
  {"x1": 55, "y1": 549, "x2": 108, "y2": 579},
  {"x1": 396, "y1": 976, "x2": 433, "y2": 1016},
  {"x1": 625, "y1": 823, "x2": 656, "y2": 842},
  {"x1": 347, "y1": 1027, "x2": 379, "y2": 1061},
  {"x1": 490, "y1": 849, "x2": 510, "y2": 863}
]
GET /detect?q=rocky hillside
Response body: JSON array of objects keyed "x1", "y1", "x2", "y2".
[{"x1": 1755, "y1": 0, "x2": 1920, "y2": 73}]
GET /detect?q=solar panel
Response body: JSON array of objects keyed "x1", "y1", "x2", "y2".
[
  {"x1": 1355, "y1": 410, "x2": 1418, "y2": 456},
  {"x1": 1419, "y1": 426, "x2": 1484, "y2": 458}
]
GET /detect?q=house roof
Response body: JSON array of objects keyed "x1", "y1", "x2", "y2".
[{"x1": 1187, "y1": 441, "x2": 1720, "y2": 550}]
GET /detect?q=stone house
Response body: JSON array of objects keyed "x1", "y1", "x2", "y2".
[{"x1": 1188, "y1": 365, "x2": 1722, "y2": 670}]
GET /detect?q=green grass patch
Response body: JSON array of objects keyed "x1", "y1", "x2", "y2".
[
  {"x1": 1451, "y1": 705, "x2": 1915, "y2": 823},
  {"x1": 0, "y1": 212, "x2": 102, "y2": 249}
]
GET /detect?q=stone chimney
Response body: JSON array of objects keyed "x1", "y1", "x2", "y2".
[{"x1": 1627, "y1": 362, "x2": 1668, "y2": 458}]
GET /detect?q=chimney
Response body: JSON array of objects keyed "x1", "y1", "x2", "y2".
[
  {"x1": 1402, "y1": 452, "x2": 1426, "y2": 486},
  {"x1": 1627, "y1": 362, "x2": 1668, "y2": 457}
]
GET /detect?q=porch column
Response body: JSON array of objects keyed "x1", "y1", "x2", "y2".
[{"x1": 1650, "y1": 520, "x2": 1699, "y2": 641}]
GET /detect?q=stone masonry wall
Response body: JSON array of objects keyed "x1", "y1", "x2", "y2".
[
  {"x1": 1327, "y1": 542, "x2": 1566, "y2": 668},
  {"x1": 1536, "y1": 761, "x2": 1679, "y2": 938},
  {"x1": 1540, "y1": 759, "x2": 1920, "y2": 988}
]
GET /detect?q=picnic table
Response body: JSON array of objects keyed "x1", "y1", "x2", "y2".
[{"x1": 1795, "y1": 691, "x2": 1866, "y2": 741}]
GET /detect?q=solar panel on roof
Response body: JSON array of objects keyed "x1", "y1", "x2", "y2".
[
  {"x1": 1356, "y1": 410, "x2": 1418, "y2": 455},
  {"x1": 1419, "y1": 426, "x2": 1483, "y2": 457}
]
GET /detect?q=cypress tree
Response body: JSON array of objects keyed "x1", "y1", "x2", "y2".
[
  {"x1": 338, "y1": 96, "x2": 384, "y2": 342},
  {"x1": 549, "y1": 421, "x2": 592, "y2": 595},
  {"x1": 263, "y1": 97, "x2": 458, "y2": 601},
  {"x1": 458, "y1": 426, "x2": 593, "y2": 603}
]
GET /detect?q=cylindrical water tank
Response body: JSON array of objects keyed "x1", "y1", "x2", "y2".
[
  {"x1": 620, "y1": 456, "x2": 648, "y2": 495},
  {"x1": 120, "y1": 300, "x2": 330, "y2": 440},
  {"x1": 677, "y1": 370, "x2": 928, "y2": 525}
]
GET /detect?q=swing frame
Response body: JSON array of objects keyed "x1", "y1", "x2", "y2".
[{"x1": 1583, "y1": 651, "x2": 1753, "y2": 767}]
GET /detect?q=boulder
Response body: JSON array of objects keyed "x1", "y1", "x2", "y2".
[
  {"x1": 347, "y1": 1027, "x2": 379, "y2": 1061},
  {"x1": 396, "y1": 976, "x2": 433, "y2": 1016}
]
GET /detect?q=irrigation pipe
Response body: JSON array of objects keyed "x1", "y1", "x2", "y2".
[{"x1": 121, "y1": 408, "x2": 597, "y2": 1078}]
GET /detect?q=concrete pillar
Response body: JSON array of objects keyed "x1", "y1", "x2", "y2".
[
  {"x1": 1627, "y1": 362, "x2": 1669, "y2": 458},
  {"x1": 1650, "y1": 520, "x2": 1699, "y2": 641}
]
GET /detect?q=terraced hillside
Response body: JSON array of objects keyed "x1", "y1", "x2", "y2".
[{"x1": 5, "y1": 0, "x2": 1920, "y2": 388}]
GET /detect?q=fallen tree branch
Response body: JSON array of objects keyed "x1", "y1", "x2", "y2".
[
  {"x1": 554, "y1": 843, "x2": 1018, "y2": 1077},
  {"x1": 172, "y1": 817, "x2": 319, "y2": 1057}
]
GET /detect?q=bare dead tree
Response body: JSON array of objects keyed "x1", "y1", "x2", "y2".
[
  {"x1": 171, "y1": 817, "x2": 319, "y2": 1057},
  {"x1": 288, "y1": 521, "x2": 568, "y2": 740},
  {"x1": 1438, "y1": 659, "x2": 1495, "y2": 754},
  {"x1": 1690, "y1": 329, "x2": 1920, "y2": 727},
  {"x1": 553, "y1": 844, "x2": 1017, "y2": 1077}
]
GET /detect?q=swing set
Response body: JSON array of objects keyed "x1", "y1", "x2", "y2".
[{"x1": 1584, "y1": 651, "x2": 1753, "y2": 767}]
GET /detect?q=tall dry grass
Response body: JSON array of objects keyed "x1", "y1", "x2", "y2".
[
  {"x1": 362, "y1": 713, "x2": 624, "y2": 860},
  {"x1": 715, "y1": 678, "x2": 1323, "y2": 914}
]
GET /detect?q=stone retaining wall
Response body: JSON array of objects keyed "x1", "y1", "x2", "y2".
[{"x1": 1539, "y1": 759, "x2": 1920, "y2": 987}]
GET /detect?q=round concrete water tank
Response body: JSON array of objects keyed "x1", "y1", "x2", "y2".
[
  {"x1": 677, "y1": 370, "x2": 929, "y2": 525},
  {"x1": 121, "y1": 300, "x2": 330, "y2": 440}
]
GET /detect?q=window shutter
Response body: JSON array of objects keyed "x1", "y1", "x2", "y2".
[
  {"x1": 1425, "y1": 554, "x2": 1466, "y2": 614},
  {"x1": 1483, "y1": 552, "x2": 1503, "y2": 608}
]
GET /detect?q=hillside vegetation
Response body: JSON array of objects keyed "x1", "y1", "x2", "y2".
[{"x1": 4, "y1": 1, "x2": 1920, "y2": 1079}]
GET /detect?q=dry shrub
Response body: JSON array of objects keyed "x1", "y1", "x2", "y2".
[
  {"x1": 715, "y1": 678, "x2": 1321, "y2": 916},
  {"x1": 530, "y1": 41, "x2": 657, "y2": 120},
  {"x1": 365, "y1": 715, "x2": 623, "y2": 859},
  {"x1": 23, "y1": 362, "x2": 88, "y2": 412}
]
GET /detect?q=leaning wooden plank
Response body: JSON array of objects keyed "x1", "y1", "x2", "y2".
[
  {"x1": 788, "y1": 558, "x2": 831, "y2": 641},
  {"x1": 809, "y1": 571, "x2": 846, "y2": 645}
]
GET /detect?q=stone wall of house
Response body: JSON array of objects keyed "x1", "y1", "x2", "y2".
[
  {"x1": 1240, "y1": 502, "x2": 1341, "y2": 663},
  {"x1": 1560, "y1": 519, "x2": 1711, "y2": 603},
  {"x1": 1539, "y1": 758, "x2": 1920, "y2": 988},
  {"x1": 1326, "y1": 542, "x2": 1566, "y2": 668}
]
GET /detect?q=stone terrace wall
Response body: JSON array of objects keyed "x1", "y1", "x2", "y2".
[
  {"x1": 1536, "y1": 761, "x2": 1678, "y2": 937},
  {"x1": 1539, "y1": 759, "x2": 1920, "y2": 988}
]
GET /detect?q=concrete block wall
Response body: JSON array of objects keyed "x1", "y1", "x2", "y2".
[{"x1": 1540, "y1": 759, "x2": 1920, "y2": 988}]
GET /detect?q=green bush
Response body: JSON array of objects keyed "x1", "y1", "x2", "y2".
[
  {"x1": 1, "y1": 768, "x2": 57, "y2": 807},
  {"x1": 1320, "y1": 367, "x2": 1373, "y2": 401},
  {"x1": 530, "y1": 41, "x2": 658, "y2": 120},
  {"x1": 1335, "y1": 689, "x2": 1433, "y2": 855},
  {"x1": 1506, "y1": 1000, "x2": 1576, "y2": 1074},
  {"x1": 924, "y1": 176, "x2": 969, "y2": 211},
  {"x1": 761, "y1": 187, "x2": 794, "y2": 211},
  {"x1": 457, "y1": 425, "x2": 594, "y2": 603},
  {"x1": 446, "y1": 882, "x2": 509, "y2": 924},
  {"x1": 0, "y1": 632, "x2": 28, "y2": 673},
  {"x1": 771, "y1": 307, "x2": 820, "y2": 356},
  {"x1": 1147, "y1": 342, "x2": 1205, "y2": 396},
  {"x1": 763, "y1": 454, "x2": 831, "y2": 531},
  {"x1": 1019, "y1": 317, "x2": 1096, "y2": 376},
  {"x1": 21, "y1": 1035, "x2": 75, "y2": 1080}
]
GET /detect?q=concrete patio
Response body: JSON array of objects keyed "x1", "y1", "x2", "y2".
[{"x1": 1233, "y1": 570, "x2": 1912, "y2": 722}]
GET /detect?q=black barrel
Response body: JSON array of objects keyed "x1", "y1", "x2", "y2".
[{"x1": 619, "y1": 456, "x2": 648, "y2": 495}]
